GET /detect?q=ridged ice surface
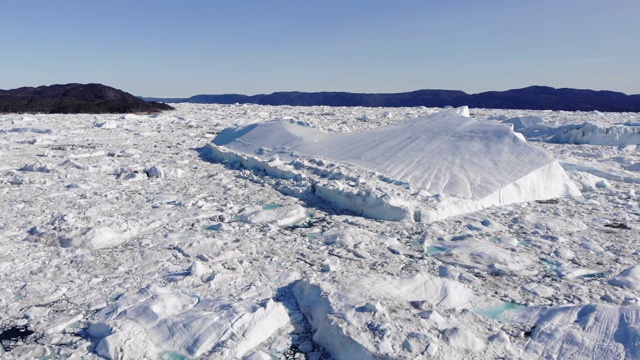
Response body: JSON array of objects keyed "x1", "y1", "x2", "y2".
[{"x1": 214, "y1": 109, "x2": 557, "y2": 200}]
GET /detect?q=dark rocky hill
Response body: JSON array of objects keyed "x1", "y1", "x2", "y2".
[
  {"x1": 0, "y1": 83, "x2": 173, "y2": 114},
  {"x1": 144, "y1": 86, "x2": 640, "y2": 112}
]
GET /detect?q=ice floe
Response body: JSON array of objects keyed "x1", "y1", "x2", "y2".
[{"x1": 88, "y1": 285, "x2": 289, "y2": 359}]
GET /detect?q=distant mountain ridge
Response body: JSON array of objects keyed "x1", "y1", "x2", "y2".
[
  {"x1": 0, "y1": 83, "x2": 173, "y2": 114},
  {"x1": 144, "y1": 86, "x2": 640, "y2": 112}
]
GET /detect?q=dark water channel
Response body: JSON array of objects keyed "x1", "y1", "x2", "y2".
[{"x1": 0, "y1": 325, "x2": 35, "y2": 351}]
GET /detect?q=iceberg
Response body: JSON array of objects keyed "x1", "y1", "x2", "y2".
[
  {"x1": 202, "y1": 108, "x2": 580, "y2": 221},
  {"x1": 87, "y1": 285, "x2": 289, "y2": 359},
  {"x1": 549, "y1": 122, "x2": 640, "y2": 146}
]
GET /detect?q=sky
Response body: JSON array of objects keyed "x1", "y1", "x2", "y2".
[{"x1": 1, "y1": 0, "x2": 639, "y2": 97}]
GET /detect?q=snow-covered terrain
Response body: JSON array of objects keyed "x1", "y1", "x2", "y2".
[{"x1": 1, "y1": 104, "x2": 640, "y2": 359}]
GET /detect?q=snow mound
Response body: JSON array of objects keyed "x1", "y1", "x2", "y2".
[
  {"x1": 203, "y1": 108, "x2": 580, "y2": 221},
  {"x1": 88, "y1": 285, "x2": 288, "y2": 359},
  {"x1": 549, "y1": 122, "x2": 640, "y2": 146}
]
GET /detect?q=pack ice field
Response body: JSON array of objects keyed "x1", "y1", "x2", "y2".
[{"x1": 1, "y1": 103, "x2": 640, "y2": 359}]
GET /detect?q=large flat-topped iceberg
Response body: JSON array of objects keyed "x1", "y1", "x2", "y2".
[{"x1": 203, "y1": 108, "x2": 580, "y2": 221}]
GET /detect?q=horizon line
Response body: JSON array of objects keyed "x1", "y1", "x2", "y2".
[{"x1": 140, "y1": 85, "x2": 640, "y2": 99}]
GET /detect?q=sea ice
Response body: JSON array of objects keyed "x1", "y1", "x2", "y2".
[{"x1": 3, "y1": 104, "x2": 640, "y2": 359}]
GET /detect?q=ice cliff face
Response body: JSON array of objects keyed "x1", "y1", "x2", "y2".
[
  {"x1": 550, "y1": 122, "x2": 640, "y2": 146},
  {"x1": 205, "y1": 107, "x2": 580, "y2": 221}
]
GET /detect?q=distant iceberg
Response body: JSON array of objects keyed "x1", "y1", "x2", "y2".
[
  {"x1": 202, "y1": 107, "x2": 580, "y2": 221},
  {"x1": 549, "y1": 122, "x2": 640, "y2": 146}
]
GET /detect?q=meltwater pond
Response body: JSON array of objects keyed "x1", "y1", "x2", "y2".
[
  {"x1": 426, "y1": 245, "x2": 447, "y2": 255},
  {"x1": 475, "y1": 301, "x2": 528, "y2": 321},
  {"x1": 160, "y1": 351, "x2": 189, "y2": 360},
  {"x1": 261, "y1": 203, "x2": 283, "y2": 210}
]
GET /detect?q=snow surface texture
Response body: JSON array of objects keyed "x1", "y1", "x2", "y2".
[
  {"x1": 1, "y1": 104, "x2": 640, "y2": 359},
  {"x1": 203, "y1": 107, "x2": 580, "y2": 222}
]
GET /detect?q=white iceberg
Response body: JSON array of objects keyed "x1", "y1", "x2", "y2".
[
  {"x1": 202, "y1": 108, "x2": 580, "y2": 221},
  {"x1": 549, "y1": 122, "x2": 640, "y2": 146},
  {"x1": 87, "y1": 285, "x2": 289, "y2": 359}
]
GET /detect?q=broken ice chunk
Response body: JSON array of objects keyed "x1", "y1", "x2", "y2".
[
  {"x1": 89, "y1": 285, "x2": 288, "y2": 358},
  {"x1": 235, "y1": 204, "x2": 307, "y2": 227},
  {"x1": 609, "y1": 265, "x2": 640, "y2": 290}
]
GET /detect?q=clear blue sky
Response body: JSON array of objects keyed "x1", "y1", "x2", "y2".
[{"x1": 1, "y1": 0, "x2": 639, "y2": 97}]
